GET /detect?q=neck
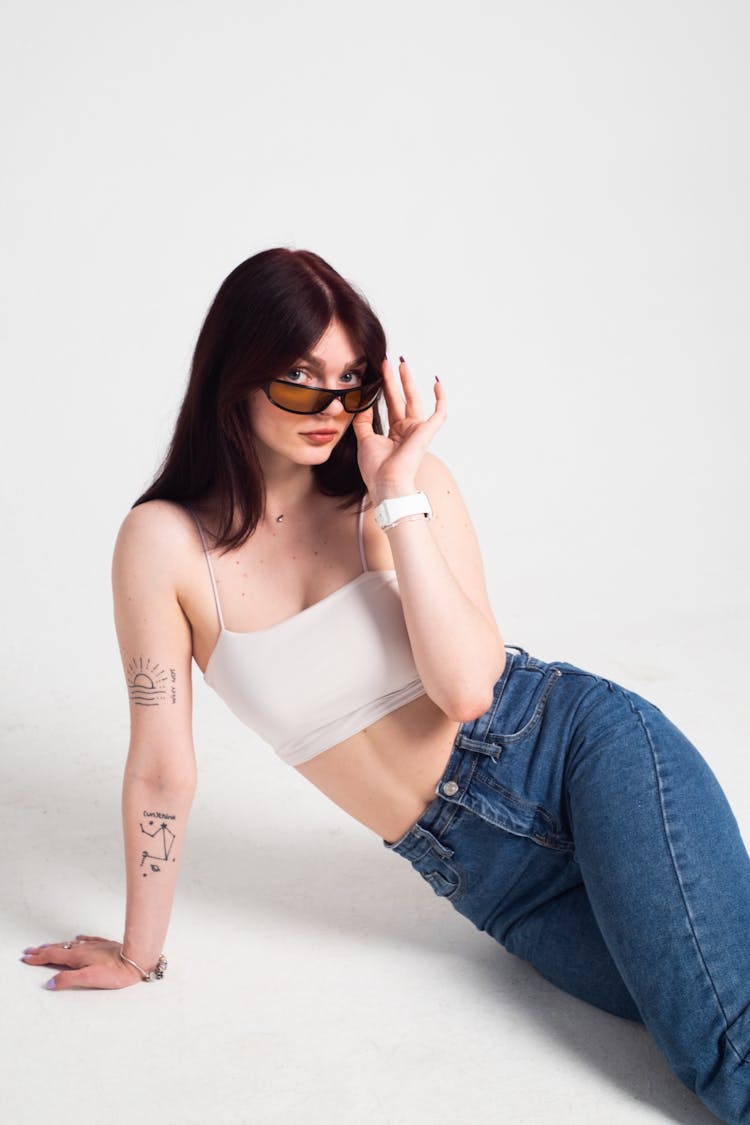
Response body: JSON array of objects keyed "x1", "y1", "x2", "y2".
[{"x1": 260, "y1": 461, "x2": 317, "y2": 522}]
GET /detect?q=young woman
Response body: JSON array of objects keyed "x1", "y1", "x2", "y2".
[{"x1": 22, "y1": 249, "x2": 750, "y2": 1124}]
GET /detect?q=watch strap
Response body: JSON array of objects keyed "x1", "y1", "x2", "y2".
[{"x1": 373, "y1": 491, "x2": 433, "y2": 530}]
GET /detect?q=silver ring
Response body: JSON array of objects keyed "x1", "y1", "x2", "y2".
[{"x1": 62, "y1": 942, "x2": 74, "y2": 949}]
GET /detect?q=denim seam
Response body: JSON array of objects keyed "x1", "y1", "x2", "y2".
[
  {"x1": 480, "y1": 667, "x2": 561, "y2": 748},
  {"x1": 472, "y1": 774, "x2": 565, "y2": 835},
  {"x1": 477, "y1": 655, "x2": 521, "y2": 740},
  {"x1": 630, "y1": 692, "x2": 746, "y2": 1065}
]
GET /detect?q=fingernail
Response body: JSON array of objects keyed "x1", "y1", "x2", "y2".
[
  {"x1": 399, "y1": 355, "x2": 405, "y2": 364},
  {"x1": 39, "y1": 943, "x2": 52, "y2": 948},
  {"x1": 44, "y1": 978, "x2": 57, "y2": 990},
  {"x1": 23, "y1": 947, "x2": 35, "y2": 954},
  {"x1": 20, "y1": 956, "x2": 30, "y2": 962},
  {"x1": 435, "y1": 376, "x2": 440, "y2": 383}
]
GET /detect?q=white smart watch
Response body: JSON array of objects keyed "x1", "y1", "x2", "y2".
[{"x1": 373, "y1": 491, "x2": 433, "y2": 531}]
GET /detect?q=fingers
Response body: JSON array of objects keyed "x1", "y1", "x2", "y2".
[
  {"x1": 382, "y1": 356, "x2": 443, "y2": 428},
  {"x1": 47, "y1": 966, "x2": 101, "y2": 991},
  {"x1": 381, "y1": 358, "x2": 405, "y2": 423},
  {"x1": 21, "y1": 934, "x2": 135, "y2": 991},
  {"x1": 21, "y1": 937, "x2": 103, "y2": 968},
  {"x1": 430, "y1": 374, "x2": 447, "y2": 425},
  {"x1": 351, "y1": 406, "x2": 374, "y2": 440},
  {"x1": 397, "y1": 357, "x2": 424, "y2": 418},
  {"x1": 22, "y1": 947, "x2": 85, "y2": 970}
]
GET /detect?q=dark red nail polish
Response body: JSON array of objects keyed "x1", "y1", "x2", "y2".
[{"x1": 399, "y1": 355, "x2": 405, "y2": 364}]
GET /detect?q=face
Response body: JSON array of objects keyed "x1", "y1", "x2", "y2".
[{"x1": 248, "y1": 319, "x2": 367, "y2": 469}]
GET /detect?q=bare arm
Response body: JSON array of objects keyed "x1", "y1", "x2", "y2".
[
  {"x1": 23, "y1": 502, "x2": 197, "y2": 989},
  {"x1": 376, "y1": 453, "x2": 505, "y2": 721},
  {"x1": 115, "y1": 504, "x2": 197, "y2": 978},
  {"x1": 354, "y1": 359, "x2": 505, "y2": 722}
]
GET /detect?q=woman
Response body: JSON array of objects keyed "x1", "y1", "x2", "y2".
[{"x1": 22, "y1": 249, "x2": 750, "y2": 1123}]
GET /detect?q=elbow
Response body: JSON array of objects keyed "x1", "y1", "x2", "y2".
[
  {"x1": 436, "y1": 652, "x2": 506, "y2": 724},
  {"x1": 124, "y1": 766, "x2": 198, "y2": 796},
  {"x1": 444, "y1": 696, "x2": 493, "y2": 724},
  {"x1": 440, "y1": 686, "x2": 496, "y2": 724}
]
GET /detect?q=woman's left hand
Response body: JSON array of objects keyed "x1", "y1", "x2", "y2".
[{"x1": 352, "y1": 356, "x2": 446, "y2": 499}]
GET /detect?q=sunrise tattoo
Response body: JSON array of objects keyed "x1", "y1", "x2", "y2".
[
  {"x1": 139, "y1": 811, "x2": 177, "y2": 877},
  {"x1": 127, "y1": 657, "x2": 177, "y2": 707}
]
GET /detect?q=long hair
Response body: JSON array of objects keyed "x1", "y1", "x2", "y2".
[{"x1": 134, "y1": 249, "x2": 386, "y2": 549}]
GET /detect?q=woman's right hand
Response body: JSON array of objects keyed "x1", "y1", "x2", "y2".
[{"x1": 21, "y1": 934, "x2": 145, "y2": 990}]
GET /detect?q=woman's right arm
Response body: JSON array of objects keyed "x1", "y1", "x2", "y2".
[
  {"x1": 114, "y1": 504, "x2": 197, "y2": 985},
  {"x1": 24, "y1": 503, "x2": 197, "y2": 990}
]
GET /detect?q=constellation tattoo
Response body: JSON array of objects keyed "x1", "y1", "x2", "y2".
[
  {"x1": 139, "y1": 818, "x2": 177, "y2": 876},
  {"x1": 127, "y1": 657, "x2": 168, "y2": 707}
]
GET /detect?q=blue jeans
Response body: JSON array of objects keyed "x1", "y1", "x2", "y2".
[{"x1": 385, "y1": 647, "x2": 750, "y2": 1124}]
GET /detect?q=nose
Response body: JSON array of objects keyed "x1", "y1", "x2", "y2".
[{"x1": 318, "y1": 395, "x2": 345, "y2": 417}]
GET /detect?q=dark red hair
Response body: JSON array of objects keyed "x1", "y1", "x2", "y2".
[{"x1": 134, "y1": 248, "x2": 386, "y2": 549}]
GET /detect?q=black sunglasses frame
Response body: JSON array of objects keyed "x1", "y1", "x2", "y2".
[{"x1": 263, "y1": 377, "x2": 384, "y2": 416}]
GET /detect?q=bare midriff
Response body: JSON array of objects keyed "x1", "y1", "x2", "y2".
[{"x1": 294, "y1": 693, "x2": 462, "y2": 843}]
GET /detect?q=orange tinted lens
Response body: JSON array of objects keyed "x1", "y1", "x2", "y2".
[
  {"x1": 269, "y1": 382, "x2": 329, "y2": 412},
  {"x1": 343, "y1": 382, "x2": 381, "y2": 412}
]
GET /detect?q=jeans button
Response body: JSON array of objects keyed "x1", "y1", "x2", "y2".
[{"x1": 442, "y1": 780, "x2": 459, "y2": 797}]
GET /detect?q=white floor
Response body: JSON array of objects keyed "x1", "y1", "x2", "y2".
[{"x1": 4, "y1": 612, "x2": 748, "y2": 1125}]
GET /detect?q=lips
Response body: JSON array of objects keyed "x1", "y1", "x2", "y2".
[{"x1": 300, "y1": 429, "x2": 339, "y2": 445}]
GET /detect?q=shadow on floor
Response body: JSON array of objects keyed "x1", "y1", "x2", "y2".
[{"x1": 5, "y1": 764, "x2": 725, "y2": 1125}]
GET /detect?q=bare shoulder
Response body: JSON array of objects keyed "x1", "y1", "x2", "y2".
[
  {"x1": 112, "y1": 501, "x2": 197, "y2": 736},
  {"x1": 415, "y1": 451, "x2": 456, "y2": 491},
  {"x1": 115, "y1": 499, "x2": 196, "y2": 555},
  {"x1": 415, "y1": 453, "x2": 475, "y2": 528},
  {"x1": 113, "y1": 501, "x2": 197, "y2": 583}
]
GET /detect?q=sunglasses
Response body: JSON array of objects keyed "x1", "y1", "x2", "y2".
[{"x1": 263, "y1": 377, "x2": 383, "y2": 415}]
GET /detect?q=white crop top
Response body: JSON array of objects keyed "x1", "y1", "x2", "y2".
[{"x1": 191, "y1": 499, "x2": 426, "y2": 766}]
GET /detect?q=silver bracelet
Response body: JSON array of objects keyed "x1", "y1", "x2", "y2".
[{"x1": 119, "y1": 945, "x2": 168, "y2": 982}]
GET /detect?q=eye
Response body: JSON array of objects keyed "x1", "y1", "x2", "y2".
[
  {"x1": 281, "y1": 369, "x2": 307, "y2": 384},
  {"x1": 340, "y1": 370, "x2": 364, "y2": 385}
]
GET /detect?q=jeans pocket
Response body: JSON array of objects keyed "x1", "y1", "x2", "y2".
[{"x1": 483, "y1": 666, "x2": 563, "y2": 748}]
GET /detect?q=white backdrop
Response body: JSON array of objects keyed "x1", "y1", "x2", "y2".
[
  {"x1": 3, "y1": 4, "x2": 750, "y2": 1124},
  {"x1": 2, "y1": 0, "x2": 748, "y2": 721}
]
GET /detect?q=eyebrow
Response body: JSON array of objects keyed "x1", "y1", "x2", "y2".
[{"x1": 298, "y1": 352, "x2": 367, "y2": 371}]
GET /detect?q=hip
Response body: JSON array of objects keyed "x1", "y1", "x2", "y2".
[{"x1": 385, "y1": 644, "x2": 670, "y2": 850}]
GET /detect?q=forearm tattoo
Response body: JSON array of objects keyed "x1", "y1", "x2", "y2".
[
  {"x1": 139, "y1": 811, "x2": 177, "y2": 876},
  {"x1": 127, "y1": 657, "x2": 177, "y2": 707}
]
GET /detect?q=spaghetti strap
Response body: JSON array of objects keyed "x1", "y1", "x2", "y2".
[
  {"x1": 187, "y1": 507, "x2": 225, "y2": 632},
  {"x1": 357, "y1": 494, "x2": 369, "y2": 573}
]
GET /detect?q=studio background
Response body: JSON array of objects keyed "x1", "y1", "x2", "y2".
[{"x1": 2, "y1": 2, "x2": 748, "y2": 1124}]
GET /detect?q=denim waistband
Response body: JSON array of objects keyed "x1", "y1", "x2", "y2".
[{"x1": 385, "y1": 646, "x2": 531, "y2": 858}]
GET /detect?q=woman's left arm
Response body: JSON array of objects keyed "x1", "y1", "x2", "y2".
[
  {"x1": 379, "y1": 454, "x2": 505, "y2": 721},
  {"x1": 353, "y1": 359, "x2": 505, "y2": 722}
]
